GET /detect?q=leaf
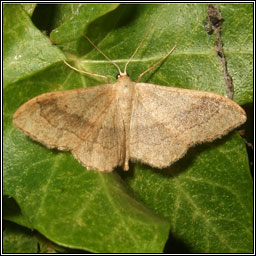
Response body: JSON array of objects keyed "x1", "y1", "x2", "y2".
[
  {"x1": 3, "y1": 222, "x2": 38, "y2": 253},
  {"x1": 4, "y1": 125, "x2": 169, "y2": 252},
  {"x1": 50, "y1": 3, "x2": 120, "y2": 44},
  {"x1": 219, "y1": 4, "x2": 253, "y2": 104},
  {"x1": 3, "y1": 196, "x2": 32, "y2": 228},
  {"x1": 3, "y1": 4, "x2": 65, "y2": 86},
  {"x1": 21, "y1": 3, "x2": 37, "y2": 16},
  {"x1": 3, "y1": 221, "x2": 72, "y2": 253},
  {"x1": 3, "y1": 3, "x2": 253, "y2": 253},
  {"x1": 123, "y1": 132, "x2": 253, "y2": 253}
]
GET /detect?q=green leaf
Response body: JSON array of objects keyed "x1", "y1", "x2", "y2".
[
  {"x1": 21, "y1": 3, "x2": 37, "y2": 16},
  {"x1": 220, "y1": 4, "x2": 253, "y2": 104},
  {"x1": 3, "y1": 4, "x2": 64, "y2": 86},
  {"x1": 3, "y1": 221, "x2": 72, "y2": 253},
  {"x1": 3, "y1": 196, "x2": 32, "y2": 228},
  {"x1": 4, "y1": 126, "x2": 169, "y2": 252},
  {"x1": 3, "y1": 222, "x2": 38, "y2": 253},
  {"x1": 123, "y1": 132, "x2": 253, "y2": 253},
  {"x1": 3, "y1": 3, "x2": 253, "y2": 253},
  {"x1": 50, "y1": 3, "x2": 120, "y2": 44}
]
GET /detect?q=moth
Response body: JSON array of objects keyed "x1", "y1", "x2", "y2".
[{"x1": 13, "y1": 34, "x2": 246, "y2": 172}]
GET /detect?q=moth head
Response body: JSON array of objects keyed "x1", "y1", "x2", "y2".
[{"x1": 116, "y1": 73, "x2": 129, "y2": 80}]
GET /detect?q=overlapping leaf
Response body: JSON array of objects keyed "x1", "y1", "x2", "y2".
[{"x1": 3, "y1": 3, "x2": 253, "y2": 253}]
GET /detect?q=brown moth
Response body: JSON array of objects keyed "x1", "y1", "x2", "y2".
[{"x1": 13, "y1": 35, "x2": 246, "y2": 172}]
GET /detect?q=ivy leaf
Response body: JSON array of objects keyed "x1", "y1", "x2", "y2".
[
  {"x1": 3, "y1": 221, "x2": 72, "y2": 253},
  {"x1": 3, "y1": 4, "x2": 64, "y2": 86},
  {"x1": 4, "y1": 124, "x2": 169, "y2": 252},
  {"x1": 3, "y1": 3, "x2": 252, "y2": 253},
  {"x1": 3, "y1": 222, "x2": 38, "y2": 253},
  {"x1": 124, "y1": 133, "x2": 253, "y2": 253},
  {"x1": 21, "y1": 4, "x2": 37, "y2": 16},
  {"x1": 3, "y1": 196, "x2": 32, "y2": 228},
  {"x1": 50, "y1": 3, "x2": 120, "y2": 44}
]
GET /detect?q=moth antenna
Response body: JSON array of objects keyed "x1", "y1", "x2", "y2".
[
  {"x1": 137, "y1": 45, "x2": 176, "y2": 82},
  {"x1": 124, "y1": 26, "x2": 151, "y2": 74},
  {"x1": 64, "y1": 60, "x2": 110, "y2": 84},
  {"x1": 84, "y1": 35, "x2": 123, "y2": 75}
]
